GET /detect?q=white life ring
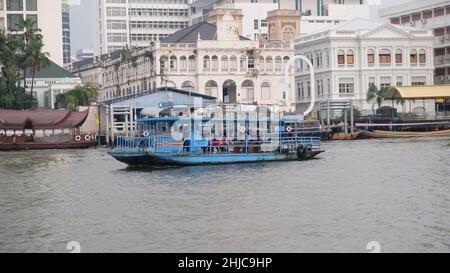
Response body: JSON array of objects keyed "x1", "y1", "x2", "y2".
[
  {"x1": 143, "y1": 131, "x2": 150, "y2": 137},
  {"x1": 75, "y1": 135, "x2": 81, "y2": 142},
  {"x1": 85, "y1": 135, "x2": 91, "y2": 141},
  {"x1": 286, "y1": 126, "x2": 293, "y2": 133}
]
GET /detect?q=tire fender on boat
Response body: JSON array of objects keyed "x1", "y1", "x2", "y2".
[
  {"x1": 75, "y1": 135, "x2": 81, "y2": 142},
  {"x1": 85, "y1": 135, "x2": 91, "y2": 141},
  {"x1": 143, "y1": 131, "x2": 150, "y2": 137},
  {"x1": 297, "y1": 144, "x2": 305, "y2": 159},
  {"x1": 286, "y1": 126, "x2": 293, "y2": 133}
]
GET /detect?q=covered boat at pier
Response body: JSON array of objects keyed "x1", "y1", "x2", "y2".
[{"x1": 0, "y1": 109, "x2": 96, "y2": 150}]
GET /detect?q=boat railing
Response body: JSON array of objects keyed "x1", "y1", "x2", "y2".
[{"x1": 113, "y1": 135, "x2": 321, "y2": 154}]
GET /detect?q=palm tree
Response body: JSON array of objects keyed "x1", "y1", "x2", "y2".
[
  {"x1": 17, "y1": 18, "x2": 42, "y2": 88},
  {"x1": 367, "y1": 85, "x2": 388, "y2": 112},
  {"x1": 28, "y1": 39, "x2": 50, "y2": 100}
]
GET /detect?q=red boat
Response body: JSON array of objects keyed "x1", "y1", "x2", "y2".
[{"x1": 0, "y1": 109, "x2": 97, "y2": 151}]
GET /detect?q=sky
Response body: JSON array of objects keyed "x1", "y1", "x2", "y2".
[{"x1": 68, "y1": 0, "x2": 414, "y2": 57}]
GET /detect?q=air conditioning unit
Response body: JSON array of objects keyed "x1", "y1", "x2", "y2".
[
  {"x1": 421, "y1": 19, "x2": 427, "y2": 24},
  {"x1": 410, "y1": 22, "x2": 415, "y2": 26}
]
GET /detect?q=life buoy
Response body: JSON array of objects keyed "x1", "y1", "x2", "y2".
[
  {"x1": 85, "y1": 135, "x2": 91, "y2": 141},
  {"x1": 75, "y1": 135, "x2": 81, "y2": 142},
  {"x1": 143, "y1": 131, "x2": 150, "y2": 137},
  {"x1": 286, "y1": 126, "x2": 293, "y2": 133}
]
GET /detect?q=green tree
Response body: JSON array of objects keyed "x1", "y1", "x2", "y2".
[
  {"x1": 0, "y1": 19, "x2": 48, "y2": 110},
  {"x1": 27, "y1": 39, "x2": 50, "y2": 99},
  {"x1": 54, "y1": 83, "x2": 100, "y2": 110},
  {"x1": 367, "y1": 85, "x2": 388, "y2": 111}
]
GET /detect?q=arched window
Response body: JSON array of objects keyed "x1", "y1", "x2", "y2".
[
  {"x1": 170, "y1": 56, "x2": 177, "y2": 70},
  {"x1": 137, "y1": 85, "x2": 140, "y2": 93},
  {"x1": 367, "y1": 49, "x2": 375, "y2": 64},
  {"x1": 230, "y1": 55, "x2": 237, "y2": 71},
  {"x1": 266, "y1": 56, "x2": 273, "y2": 72},
  {"x1": 240, "y1": 56, "x2": 247, "y2": 71},
  {"x1": 337, "y1": 50, "x2": 345, "y2": 65},
  {"x1": 346, "y1": 50, "x2": 354, "y2": 65},
  {"x1": 181, "y1": 81, "x2": 195, "y2": 92},
  {"x1": 179, "y1": 56, "x2": 187, "y2": 71},
  {"x1": 261, "y1": 82, "x2": 271, "y2": 100},
  {"x1": 188, "y1": 55, "x2": 196, "y2": 71},
  {"x1": 419, "y1": 49, "x2": 426, "y2": 64},
  {"x1": 211, "y1": 55, "x2": 219, "y2": 71},
  {"x1": 241, "y1": 80, "x2": 254, "y2": 100},
  {"x1": 203, "y1": 55, "x2": 210, "y2": 70},
  {"x1": 410, "y1": 49, "x2": 418, "y2": 64},
  {"x1": 275, "y1": 56, "x2": 282, "y2": 72},
  {"x1": 259, "y1": 56, "x2": 265, "y2": 72},
  {"x1": 160, "y1": 56, "x2": 168, "y2": 72},
  {"x1": 283, "y1": 56, "x2": 290, "y2": 71},
  {"x1": 205, "y1": 80, "x2": 218, "y2": 96},
  {"x1": 379, "y1": 49, "x2": 391, "y2": 64},
  {"x1": 395, "y1": 49, "x2": 403, "y2": 64},
  {"x1": 221, "y1": 56, "x2": 229, "y2": 71}
]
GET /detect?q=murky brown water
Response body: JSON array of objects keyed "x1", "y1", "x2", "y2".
[{"x1": 0, "y1": 138, "x2": 449, "y2": 253}]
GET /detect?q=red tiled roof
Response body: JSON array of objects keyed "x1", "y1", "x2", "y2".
[{"x1": 0, "y1": 109, "x2": 89, "y2": 130}]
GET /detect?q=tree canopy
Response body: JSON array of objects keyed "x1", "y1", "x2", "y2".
[
  {"x1": 55, "y1": 83, "x2": 100, "y2": 111},
  {"x1": 0, "y1": 18, "x2": 50, "y2": 109}
]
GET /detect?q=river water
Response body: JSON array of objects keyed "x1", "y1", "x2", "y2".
[{"x1": 0, "y1": 138, "x2": 449, "y2": 253}]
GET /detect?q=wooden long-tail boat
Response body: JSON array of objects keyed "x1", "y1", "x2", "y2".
[{"x1": 360, "y1": 129, "x2": 450, "y2": 138}]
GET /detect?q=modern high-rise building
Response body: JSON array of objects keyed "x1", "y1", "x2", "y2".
[
  {"x1": 62, "y1": 0, "x2": 71, "y2": 65},
  {"x1": 0, "y1": 0, "x2": 63, "y2": 66},
  {"x1": 379, "y1": 0, "x2": 450, "y2": 84},
  {"x1": 93, "y1": 0, "x2": 193, "y2": 55}
]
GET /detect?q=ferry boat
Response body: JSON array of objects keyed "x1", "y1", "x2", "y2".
[
  {"x1": 108, "y1": 115, "x2": 324, "y2": 167},
  {"x1": 108, "y1": 54, "x2": 324, "y2": 167}
]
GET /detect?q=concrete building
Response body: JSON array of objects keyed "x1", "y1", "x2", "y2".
[
  {"x1": 93, "y1": 0, "x2": 193, "y2": 55},
  {"x1": 379, "y1": 0, "x2": 450, "y2": 84},
  {"x1": 76, "y1": 49, "x2": 95, "y2": 61},
  {"x1": 294, "y1": 18, "x2": 435, "y2": 115},
  {"x1": 25, "y1": 61, "x2": 81, "y2": 109},
  {"x1": 71, "y1": 9, "x2": 297, "y2": 111},
  {"x1": 189, "y1": 0, "x2": 371, "y2": 37},
  {"x1": 62, "y1": 0, "x2": 71, "y2": 65},
  {"x1": 0, "y1": 0, "x2": 64, "y2": 66}
]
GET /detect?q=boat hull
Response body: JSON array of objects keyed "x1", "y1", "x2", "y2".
[
  {"x1": 331, "y1": 132, "x2": 361, "y2": 140},
  {"x1": 0, "y1": 141, "x2": 97, "y2": 151},
  {"x1": 360, "y1": 129, "x2": 450, "y2": 139},
  {"x1": 108, "y1": 150, "x2": 324, "y2": 167}
]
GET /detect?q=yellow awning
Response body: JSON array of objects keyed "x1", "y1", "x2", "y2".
[{"x1": 385, "y1": 85, "x2": 450, "y2": 100}]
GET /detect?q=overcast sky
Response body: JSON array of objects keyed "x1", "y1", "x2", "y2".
[{"x1": 69, "y1": 0, "x2": 414, "y2": 56}]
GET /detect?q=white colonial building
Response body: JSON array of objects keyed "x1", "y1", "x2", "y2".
[
  {"x1": 294, "y1": 18, "x2": 435, "y2": 114},
  {"x1": 71, "y1": 9, "x2": 298, "y2": 111}
]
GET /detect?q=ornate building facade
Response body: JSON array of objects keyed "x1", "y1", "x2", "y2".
[
  {"x1": 294, "y1": 18, "x2": 435, "y2": 114},
  {"x1": 71, "y1": 9, "x2": 297, "y2": 111}
]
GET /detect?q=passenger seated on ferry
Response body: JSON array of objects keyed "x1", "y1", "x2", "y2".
[
  {"x1": 211, "y1": 137, "x2": 220, "y2": 153},
  {"x1": 183, "y1": 139, "x2": 190, "y2": 152}
]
